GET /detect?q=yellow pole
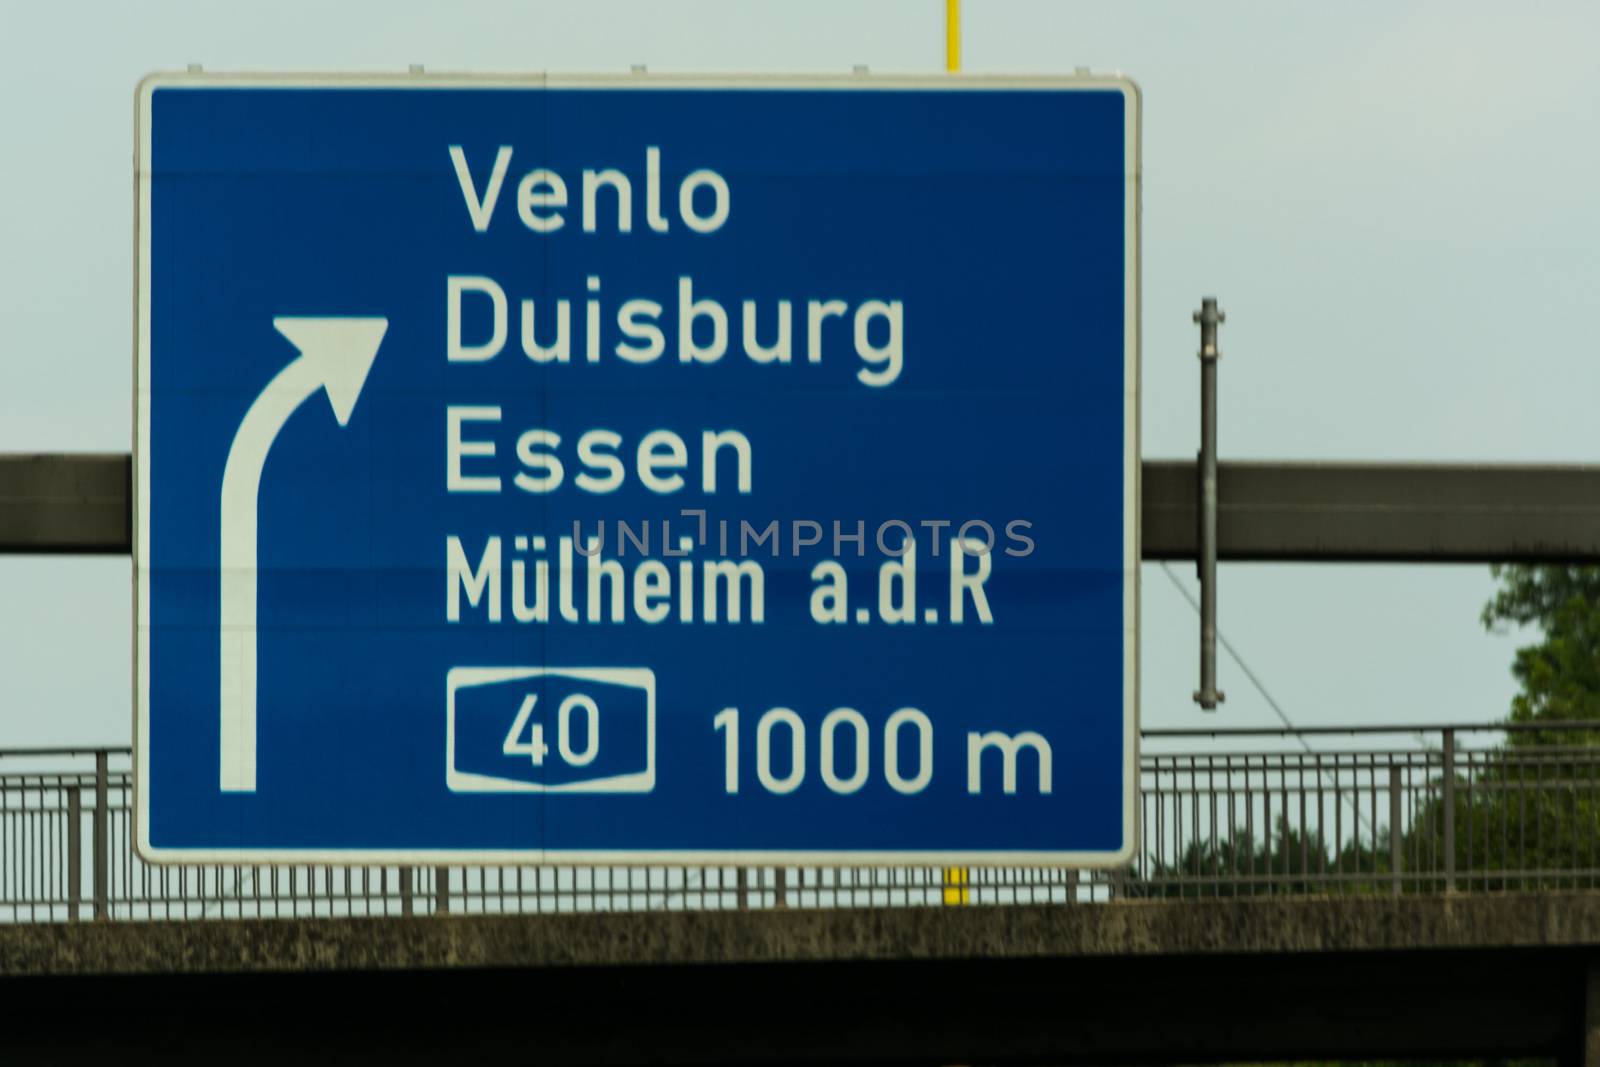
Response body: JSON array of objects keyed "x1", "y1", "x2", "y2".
[
  {"x1": 942, "y1": 865, "x2": 970, "y2": 905},
  {"x1": 942, "y1": 0, "x2": 968, "y2": 908},
  {"x1": 945, "y1": 0, "x2": 960, "y2": 73}
]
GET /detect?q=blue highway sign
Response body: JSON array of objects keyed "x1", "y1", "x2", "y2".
[{"x1": 135, "y1": 74, "x2": 1140, "y2": 864}]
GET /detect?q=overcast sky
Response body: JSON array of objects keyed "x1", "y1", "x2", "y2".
[{"x1": 3, "y1": 0, "x2": 1597, "y2": 748}]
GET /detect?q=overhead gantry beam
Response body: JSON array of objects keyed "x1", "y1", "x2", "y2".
[
  {"x1": 1141, "y1": 459, "x2": 1600, "y2": 563},
  {"x1": 0, "y1": 454, "x2": 129, "y2": 554},
  {"x1": 6, "y1": 453, "x2": 1600, "y2": 562}
]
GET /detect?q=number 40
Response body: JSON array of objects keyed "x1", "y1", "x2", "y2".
[{"x1": 712, "y1": 706, "x2": 933, "y2": 796}]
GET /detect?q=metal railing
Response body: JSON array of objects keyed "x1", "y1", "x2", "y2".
[
  {"x1": 1137, "y1": 724, "x2": 1600, "y2": 898},
  {"x1": 6, "y1": 723, "x2": 1599, "y2": 921}
]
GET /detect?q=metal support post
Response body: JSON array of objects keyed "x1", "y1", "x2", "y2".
[
  {"x1": 945, "y1": 0, "x2": 960, "y2": 73},
  {"x1": 1388, "y1": 764, "x2": 1403, "y2": 897},
  {"x1": 399, "y1": 868, "x2": 414, "y2": 916},
  {"x1": 67, "y1": 788, "x2": 82, "y2": 921},
  {"x1": 1194, "y1": 298, "x2": 1225, "y2": 710},
  {"x1": 433, "y1": 867, "x2": 449, "y2": 915},
  {"x1": 92, "y1": 751, "x2": 108, "y2": 920},
  {"x1": 1442, "y1": 728, "x2": 1456, "y2": 893}
]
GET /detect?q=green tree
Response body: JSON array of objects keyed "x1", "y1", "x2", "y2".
[
  {"x1": 1482, "y1": 564, "x2": 1600, "y2": 745},
  {"x1": 1465, "y1": 564, "x2": 1600, "y2": 884},
  {"x1": 1132, "y1": 815, "x2": 1390, "y2": 898}
]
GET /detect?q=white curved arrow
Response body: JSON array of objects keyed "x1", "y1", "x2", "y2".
[{"x1": 219, "y1": 317, "x2": 388, "y2": 792}]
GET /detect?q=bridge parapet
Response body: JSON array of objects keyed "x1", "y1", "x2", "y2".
[{"x1": 5, "y1": 894, "x2": 1600, "y2": 1064}]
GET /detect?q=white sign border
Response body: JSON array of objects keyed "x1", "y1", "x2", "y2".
[{"x1": 134, "y1": 71, "x2": 1141, "y2": 868}]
